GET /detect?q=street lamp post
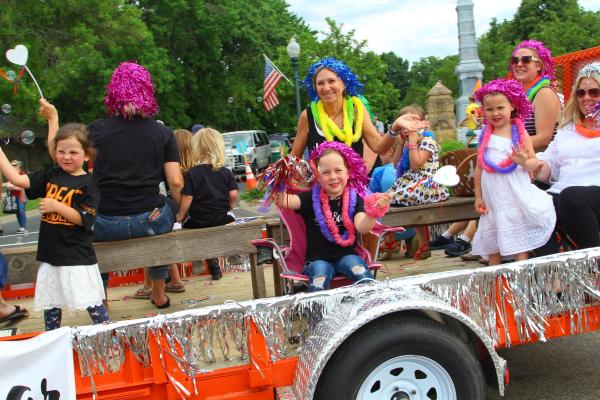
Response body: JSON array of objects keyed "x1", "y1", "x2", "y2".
[{"x1": 287, "y1": 37, "x2": 301, "y2": 119}]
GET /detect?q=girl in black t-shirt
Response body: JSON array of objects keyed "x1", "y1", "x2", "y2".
[
  {"x1": 0, "y1": 113, "x2": 109, "y2": 330},
  {"x1": 274, "y1": 141, "x2": 392, "y2": 291},
  {"x1": 176, "y1": 128, "x2": 239, "y2": 279}
]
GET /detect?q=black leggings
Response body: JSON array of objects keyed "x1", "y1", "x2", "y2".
[{"x1": 537, "y1": 186, "x2": 600, "y2": 255}]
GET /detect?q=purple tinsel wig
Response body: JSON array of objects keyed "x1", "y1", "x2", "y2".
[
  {"x1": 510, "y1": 40, "x2": 555, "y2": 80},
  {"x1": 104, "y1": 62, "x2": 159, "y2": 118},
  {"x1": 474, "y1": 78, "x2": 532, "y2": 120},
  {"x1": 309, "y1": 141, "x2": 369, "y2": 196},
  {"x1": 304, "y1": 57, "x2": 364, "y2": 102}
]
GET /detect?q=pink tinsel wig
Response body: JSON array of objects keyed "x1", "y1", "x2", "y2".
[
  {"x1": 509, "y1": 40, "x2": 555, "y2": 80},
  {"x1": 104, "y1": 62, "x2": 159, "y2": 118},
  {"x1": 475, "y1": 78, "x2": 532, "y2": 120},
  {"x1": 309, "y1": 141, "x2": 369, "y2": 196}
]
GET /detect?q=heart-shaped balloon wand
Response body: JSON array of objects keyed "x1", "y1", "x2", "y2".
[{"x1": 5, "y1": 44, "x2": 44, "y2": 98}]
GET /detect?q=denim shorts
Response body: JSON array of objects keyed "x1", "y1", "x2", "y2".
[{"x1": 93, "y1": 197, "x2": 177, "y2": 280}]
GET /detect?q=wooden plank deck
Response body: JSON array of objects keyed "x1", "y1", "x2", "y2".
[{"x1": 2, "y1": 250, "x2": 479, "y2": 334}]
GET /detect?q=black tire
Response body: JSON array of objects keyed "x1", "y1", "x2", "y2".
[
  {"x1": 251, "y1": 161, "x2": 258, "y2": 176},
  {"x1": 314, "y1": 316, "x2": 485, "y2": 400}
]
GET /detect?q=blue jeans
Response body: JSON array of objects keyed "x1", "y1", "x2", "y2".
[
  {"x1": 303, "y1": 254, "x2": 373, "y2": 292},
  {"x1": 93, "y1": 197, "x2": 176, "y2": 280},
  {"x1": 15, "y1": 197, "x2": 27, "y2": 229}
]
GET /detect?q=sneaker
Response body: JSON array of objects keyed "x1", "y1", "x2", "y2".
[
  {"x1": 460, "y1": 253, "x2": 481, "y2": 262},
  {"x1": 16, "y1": 227, "x2": 28, "y2": 234},
  {"x1": 444, "y1": 238, "x2": 472, "y2": 257},
  {"x1": 429, "y1": 235, "x2": 454, "y2": 250}
]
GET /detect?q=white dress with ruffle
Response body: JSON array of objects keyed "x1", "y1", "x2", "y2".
[{"x1": 471, "y1": 134, "x2": 556, "y2": 257}]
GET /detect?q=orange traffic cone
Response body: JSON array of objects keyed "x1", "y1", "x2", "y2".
[{"x1": 245, "y1": 162, "x2": 257, "y2": 190}]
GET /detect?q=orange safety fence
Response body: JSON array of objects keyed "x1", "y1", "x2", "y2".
[{"x1": 554, "y1": 46, "x2": 600, "y2": 101}]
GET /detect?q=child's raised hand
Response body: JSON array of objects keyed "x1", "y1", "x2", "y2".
[
  {"x1": 510, "y1": 143, "x2": 528, "y2": 166},
  {"x1": 376, "y1": 192, "x2": 392, "y2": 208},
  {"x1": 38, "y1": 98, "x2": 58, "y2": 122},
  {"x1": 39, "y1": 198, "x2": 60, "y2": 214},
  {"x1": 474, "y1": 197, "x2": 488, "y2": 215}
]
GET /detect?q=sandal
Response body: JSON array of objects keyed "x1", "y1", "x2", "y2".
[
  {"x1": 0, "y1": 305, "x2": 29, "y2": 325},
  {"x1": 413, "y1": 243, "x2": 431, "y2": 260},
  {"x1": 165, "y1": 282, "x2": 186, "y2": 293},
  {"x1": 151, "y1": 295, "x2": 170, "y2": 309},
  {"x1": 132, "y1": 287, "x2": 152, "y2": 299}
]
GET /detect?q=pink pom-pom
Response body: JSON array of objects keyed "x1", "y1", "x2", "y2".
[{"x1": 364, "y1": 193, "x2": 390, "y2": 218}]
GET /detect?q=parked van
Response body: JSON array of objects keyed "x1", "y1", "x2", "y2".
[{"x1": 222, "y1": 130, "x2": 271, "y2": 176}]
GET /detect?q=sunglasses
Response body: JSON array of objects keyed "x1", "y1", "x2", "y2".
[
  {"x1": 510, "y1": 56, "x2": 540, "y2": 65},
  {"x1": 576, "y1": 88, "x2": 600, "y2": 99}
]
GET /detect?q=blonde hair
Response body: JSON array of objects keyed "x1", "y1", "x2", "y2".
[
  {"x1": 396, "y1": 104, "x2": 425, "y2": 120},
  {"x1": 192, "y1": 127, "x2": 225, "y2": 170},
  {"x1": 173, "y1": 129, "x2": 194, "y2": 172},
  {"x1": 560, "y1": 71, "x2": 600, "y2": 127}
]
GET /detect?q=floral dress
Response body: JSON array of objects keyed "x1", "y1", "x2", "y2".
[{"x1": 389, "y1": 137, "x2": 449, "y2": 206}]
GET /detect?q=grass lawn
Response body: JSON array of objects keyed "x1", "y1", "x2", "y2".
[{"x1": 0, "y1": 198, "x2": 40, "y2": 217}]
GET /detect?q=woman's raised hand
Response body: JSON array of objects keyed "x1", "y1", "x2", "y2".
[{"x1": 391, "y1": 113, "x2": 429, "y2": 133}]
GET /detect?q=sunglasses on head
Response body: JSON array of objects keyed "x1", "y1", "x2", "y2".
[
  {"x1": 510, "y1": 55, "x2": 540, "y2": 65},
  {"x1": 576, "y1": 88, "x2": 600, "y2": 99}
]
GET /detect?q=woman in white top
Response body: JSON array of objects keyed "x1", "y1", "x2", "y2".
[{"x1": 533, "y1": 62, "x2": 600, "y2": 254}]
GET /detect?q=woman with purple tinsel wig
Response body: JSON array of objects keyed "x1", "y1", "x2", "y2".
[
  {"x1": 532, "y1": 62, "x2": 600, "y2": 255},
  {"x1": 290, "y1": 57, "x2": 428, "y2": 169},
  {"x1": 275, "y1": 141, "x2": 392, "y2": 291},
  {"x1": 88, "y1": 62, "x2": 184, "y2": 309},
  {"x1": 508, "y1": 40, "x2": 561, "y2": 150}
]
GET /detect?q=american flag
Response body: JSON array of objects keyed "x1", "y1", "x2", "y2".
[{"x1": 263, "y1": 57, "x2": 283, "y2": 112}]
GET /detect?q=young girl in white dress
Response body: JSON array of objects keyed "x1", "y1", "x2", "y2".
[{"x1": 471, "y1": 79, "x2": 556, "y2": 265}]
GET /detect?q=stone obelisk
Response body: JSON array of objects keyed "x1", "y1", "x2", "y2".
[{"x1": 455, "y1": 0, "x2": 484, "y2": 125}]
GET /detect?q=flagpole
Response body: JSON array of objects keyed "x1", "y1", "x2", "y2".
[{"x1": 263, "y1": 54, "x2": 293, "y2": 86}]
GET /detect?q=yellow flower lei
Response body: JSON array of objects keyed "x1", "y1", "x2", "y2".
[{"x1": 315, "y1": 96, "x2": 364, "y2": 146}]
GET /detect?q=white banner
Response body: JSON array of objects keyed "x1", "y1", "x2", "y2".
[{"x1": 0, "y1": 327, "x2": 76, "y2": 400}]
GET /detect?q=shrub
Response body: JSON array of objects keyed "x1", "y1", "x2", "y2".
[{"x1": 439, "y1": 139, "x2": 466, "y2": 156}]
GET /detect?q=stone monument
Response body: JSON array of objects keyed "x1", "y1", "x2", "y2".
[
  {"x1": 426, "y1": 81, "x2": 457, "y2": 143},
  {"x1": 455, "y1": 0, "x2": 484, "y2": 125}
]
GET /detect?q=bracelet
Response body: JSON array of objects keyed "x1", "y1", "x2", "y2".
[
  {"x1": 364, "y1": 193, "x2": 390, "y2": 218},
  {"x1": 407, "y1": 143, "x2": 418, "y2": 150},
  {"x1": 387, "y1": 127, "x2": 401, "y2": 137}
]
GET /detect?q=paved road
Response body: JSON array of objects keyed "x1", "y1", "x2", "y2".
[{"x1": 486, "y1": 330, "x2": 600, "y2": 399}]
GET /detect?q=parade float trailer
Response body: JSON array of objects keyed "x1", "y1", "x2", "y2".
[{"x1": 2, "y1": 245, "x2": 599, "y2": 400}]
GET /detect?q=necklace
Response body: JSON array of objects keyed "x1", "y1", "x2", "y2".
[
  {"x1": 312, "y1": 185, "x2": 357, "y2": 247},
  {"x1": 477, "y1": 119, "x2": 527, "y2": 174},
  {"x1": 525, "y1": 76, "x2": 550, "y2": 102},
  {"x1": 575, "y1": 124, "x2": 600, "y2": 138},
  {"x1": 312, "y1": 96, "x2": 364, "y2": 146}
]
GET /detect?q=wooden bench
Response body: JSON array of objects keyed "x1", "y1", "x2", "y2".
[
  {"x1": 3, "y1": 219, "x2": 269, "y2": 299},
  {"x1": 381, "y1": 196, "x2": 477, "y2": 227}
]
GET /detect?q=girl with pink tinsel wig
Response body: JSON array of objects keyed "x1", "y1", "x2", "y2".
[
  {"x1": 274, "y1": 141, "x2": 391, "y2": 291},
  {"x1": 470, "y1": 78, "x2": 556, "y2": 265}
]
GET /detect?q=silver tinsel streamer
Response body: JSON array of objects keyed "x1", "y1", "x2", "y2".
[{"x1": 71, "y1": 248, "x2": 599, "y2": 399}]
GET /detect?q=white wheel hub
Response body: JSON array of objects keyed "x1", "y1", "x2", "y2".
[{"x1": 356, "y1": 355, "x2": 457, "y2": 400}]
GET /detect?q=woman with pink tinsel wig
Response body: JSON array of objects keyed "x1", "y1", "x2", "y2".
[{"x1": 88, "y1": 62, "x2": 184, "y2": 309}]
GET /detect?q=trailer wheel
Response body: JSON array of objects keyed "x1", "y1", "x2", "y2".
[{"x1": 314, "y1": 316, "x2": 484, "y2": 400}]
